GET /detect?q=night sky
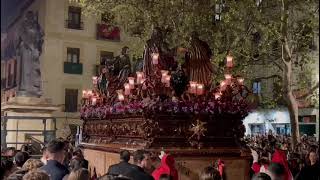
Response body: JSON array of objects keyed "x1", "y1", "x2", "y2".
[{"x1": 1, "y1": 0, "x2": 27, "y2": 32}]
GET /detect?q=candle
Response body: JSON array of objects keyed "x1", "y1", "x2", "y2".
[
  {"x1": 220, "y1": 81, "x2": 227, "y2": 91},
  {"x1": 87, "y1": 90, "x2": 93, "y2": 96},
  {"x1": 92, "y1": 97, "x2": 97, "y2": 105},
  {"x1": 226, "y1": 55, "x2": 233, "y2": 68},
  {"x1": 165, "y1": 75, "x2": 171, "y2": 87},
  {"x1": 82, "y1": 90, "x2": 87, "y2": 98},
  {"x1": 214, "y1": 92, "x2": 221, "y2": 100},
  {"x1": 237, "y1": 77, "x2": 244, "y2": 85},
  {"x1": 161, "y1": 70, "x2": 169, "y2": 83},
  {"x1": 225, "y1": 74, "x2": 232, "y2": 84},
  {"x1": 128, "y1": 77, "x2": 135, "y2": 89},
  {"x1": 189, "y1": 81, "x2": 197, "y2": 94},
  {"x1": 196, "y1": 84, "x2": 204, "y2": 95},
  {"x1": 136, "y1": 72, "x2": 144, "y2": 84},
  {"x1": 152, "y1": 53, "x2": 159, "y2": 65},
  {"x1": 124, "y1": 83, "x2": 130, "y2": 95},
  {"x1": 92, "y1": 76, "x2": 98, "y2": 85},
  {"x1": 118, "y1": 91, "x2": 125, "y2": 101}
]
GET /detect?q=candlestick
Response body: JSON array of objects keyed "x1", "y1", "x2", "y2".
[
  {"x1": 128, "y1": 77, "x2": 135, "y2": 89},
  {"x1": 92, "y1": 76, "x2": 98, "y2": 85},
  {"x1": 224, "y1": 74, "x2": 232, "y2": 84},
  {"x1": 196, "y1": 84, "x2": 204, "y2": 95},
  {"x1": 226, "y1": 55, "x2": 233, "y2": 68},
  {"x1": 189, "y1": 81, "x2": 197, "y2": 94},
  {"x1": 124, "y1": 83, "x2": 130, "y2": 95},
  {"x1": 220, "y1": 81, "x2": 227, "y2": 91},
  {"x1": 237, "y1": 77, "x2": 244, "y2": 85},
  {"x1": 165, "y1": 75, "x2": 171, "y2": 87},
  {"x1": 136, "y1": 72, "x2": 144, "y2": 84},
  {"x1": 92, "y1": 97, "x2": 97, "y2": 105},
  {"x1": 152, "y1": 53, "x2": 159, "y2": 65},
  {"x1": 161, "y1": 70, "x2": 169, "y2": 83}
]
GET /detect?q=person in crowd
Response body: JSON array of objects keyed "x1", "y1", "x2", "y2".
[
  {"x1": 5, "y1": 147, "x2": 17, "y2": 157},
  {"x1": 268, "y1": 163, "x2": 287, "y2": 180},
  {"x1": 72, "y1": 148, "x2": 89, "y2": 169},
  {"x1": 296, "y1": 150, "x2": 320, "y2": 180},
  {"x1": 199, "y1": 166, "x2": 221, "y2": 180},
  {"x1": 98, "y1": 174, "x2": 132, "y2": 180},
  {"x1": 159, "y1": 174, "x2": 173, "y2": 180},
  {"x1": 152, "y1": 154, "x2": 178, "y2": 180},
  {"x1": 271, "y1": 148, "x2": 293, "y2": 180},
  {"x1": 251, "y1": 172, "x2": 272, "y2": 180},
  {"x1": 23, "y1": 170, "x2": 50, "y2": 180},
  {"x1": 40, "y1": 139, "x2": 69, "y2": 180},
  {"x1": 126, "y1": 150, "x2": 154, "y2": 180},
  {"x1": 1, "y1": 159, "x2": 15, "y2": 179},
  {"x1": 22, "y1": 159, "x2": 44, "y2": 171},
  {"x1": 41, "y1": 147, "x2": 48, "y2": 165},
  {"x1": 67, "y1": 168, "x2": 90, "y2": 180},
  {"x1": 251, "y1": 149, "x2": 270, "y2": 174},
  {"x1": 14, "y1": 151, "x2": 30, "y2": 169},
  {"x1": 107, "y1": 150, "x2": 136, "y2": 176}
]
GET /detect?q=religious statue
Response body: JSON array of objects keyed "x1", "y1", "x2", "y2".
[
  {"x1": 98, "y1": 67, "x2": 109, "y2": 96},
  {"x1": 184, "y1": 32, "x2": 215, "y2": 86},
  {"x1": 16, "y1": 11, "x2": 44, "y2": 97},
  {"x1": 113, "y1": 46, "x2": 131, "y2": 87},
  {"x1": 143, "y1": 27, "x2": 177, "y2": 76}
]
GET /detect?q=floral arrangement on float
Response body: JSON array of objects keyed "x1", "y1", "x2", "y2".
[{"x1": 80, "y1": 53, "x2": 253, "y2": 119}]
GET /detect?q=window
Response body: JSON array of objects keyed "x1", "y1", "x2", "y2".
[
  {"x1": 67, "y1": 6, "x2": 82, "y2": 29},
  {"x1": 65, "y1": 89, "x2": 78, "y2": 112},
  {"x1": 214, "y1": 3, "x2": 223, "y2": 21},
  {"x1": 298, "y1": 115, "x2": 316, "y2": 123},
  {"x1": 253, "y1": 81, "x2": 261, "y2": 94},
  {"x1": 67, "y1": 48, "x2": 80, "y2": 63}
]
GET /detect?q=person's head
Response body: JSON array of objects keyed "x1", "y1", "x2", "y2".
[
  {"x1": 68, "y1": 168, "x2": 89, "y2": 180},
  {"x1": 23, "y1": 170, "x2": 49, "y2": 180},
  {"x1": 199, "y1": 166, "x2": 221, "y2": 180},
  {"x1": 252, "y1": 173, "x2": 272, "y2": 180},
  {"x1": 121, "y1": 46, "x2": 129, "y2": 56},
  {"x1": 46, "y1": 139, "x2": 66, "y2": 164},
  {"x1": 6, "y1": 147, "x2": 16, "y2": 157},
  {"x1": 119, "y1": 150, "x2": 130, "y2": 162},
  {"x1": 14, "y1": 151, "x2": 30, "y2": 167},
  {"x1": 307, "y1": 150, "x2": 318, "y2": 165},
  {"x1": 22, "y1": 159, "x2": 43, "y2": 171},
  {"x1": 1, "y1": 159, "x2": 15, "y2": 178},
  {"x1": 133, "y1": 150, "x2": 152, "y2": 170},
  {"x1": 159, "y1": 174, "x2": 173, "y2": 180},
  {"x1": 268, "y1": 163, "x2": 285, "y2": 180}
]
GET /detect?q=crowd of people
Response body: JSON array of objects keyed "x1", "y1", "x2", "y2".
[
  {"x1": 245, "y1": 134, "x2": 319, "y2": 180},
  {"x1": 0, "y1": 134, "x2": 319, "y2": 180}
]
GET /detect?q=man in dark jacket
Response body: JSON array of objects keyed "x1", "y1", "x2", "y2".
[
  {"x1": 40, "y1": 139, "x2": 69, "y2": 180},
  {"x1": 107, "y1": 150, "x2": 136, "y2": 176},
  {"x1": 126, "y1": 150, "x2": 154, "y2": 180}
]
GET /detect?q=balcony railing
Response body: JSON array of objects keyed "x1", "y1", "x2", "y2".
[
  {"x1": 65, "y1": 20, "x2": 84, "y2": 30},
  {"x1": 64, "y1": 62, "x2": 83, "y2": 75}
]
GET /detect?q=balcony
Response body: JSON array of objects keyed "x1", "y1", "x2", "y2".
[
  {"x1": 64, "y1": 62, "x2": 83, "y2": 75},
  {"x1": 96, "y1": 24, "x2": 120, "y2": 41},
  {"x1": 65, "y1": 20, "x2": 84, "y2": 30}
]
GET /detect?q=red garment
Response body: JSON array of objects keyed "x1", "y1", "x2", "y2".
[
  {"x1": 271, "y1": 149, "x2": 293, "y2": 180},
  {"x1": 152, "y1": 154, "x2": 178, "y2": 180},
  {"x1": 252, "y1": 162, "x2": 268, "y2": 174},
  {"x1": 217, "y1": 159, "x2": 225, "y2": 177}
]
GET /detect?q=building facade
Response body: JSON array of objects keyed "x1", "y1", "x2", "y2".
[{"x1": 1, "y1": 0, "x2": 131, "y2": 139}]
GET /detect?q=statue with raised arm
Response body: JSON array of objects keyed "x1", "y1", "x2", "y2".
[
  {"x1": 113, "y1": 46, "x2": 131, "y2": 88},
  {"x1": 143, "y1": 27, "x2": 177, "y2": 76},
  {"x1": 16, "y1": 11, "x2": 44, "y2": 97}
]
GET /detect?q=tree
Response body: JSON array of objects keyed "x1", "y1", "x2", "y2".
[{"x1": 79, "y1": 0, "x2": 319, "y2": 147}]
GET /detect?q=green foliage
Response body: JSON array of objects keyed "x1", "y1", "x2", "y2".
[{"x1": 79, "y1": 0, "x2": 319, "y2": 108}]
